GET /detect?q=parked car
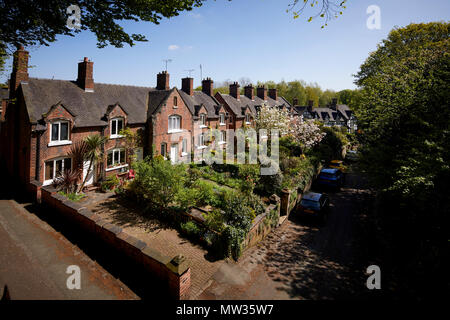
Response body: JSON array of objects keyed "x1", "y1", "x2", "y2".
[
  {"x1": 345, "y1": 150, "x2": 358, "y2": 162},
  {"x1": 296, "y1": 191, "x2": 330, "y2": 223},
  {"x1": 315, "y1": 168, "x2": 344, "y2": 190},
  {"x1": 329, "y1": 160, "x2": 347, "y2": 173}
]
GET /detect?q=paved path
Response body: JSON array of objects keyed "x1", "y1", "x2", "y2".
[
  {"x1": 0, "y1": 199, "x2": 138, "y2": 300},
  {"x1": 198, "y1": 167, "x2": 372, "y2": 300}
]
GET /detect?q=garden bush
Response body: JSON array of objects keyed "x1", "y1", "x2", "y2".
[
  {"x1": 101, "y1": 174, "x2": 120, "y2": 192},
  {"x1": 180, "y1": 221, "x2": 201, "y2": 238}
]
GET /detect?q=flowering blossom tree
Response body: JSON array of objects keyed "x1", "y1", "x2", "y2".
[
  {"x1": 290, "y1": 117, "x2": 326, "y2": 150},
  {"x1": 255, "y1": 104, "x2": 291, "y2": 136}
]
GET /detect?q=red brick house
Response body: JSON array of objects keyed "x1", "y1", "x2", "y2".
[
  {"x1": 214, "y1": 83, "x2": 292, "y2": 130},
  {"x1": 0, "y1": 46, "x2": 293, "y2": 198}
]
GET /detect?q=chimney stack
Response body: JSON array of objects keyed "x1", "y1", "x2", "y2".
[
  {"x1": 268, "y1": 88, "x2": 278, "y2": 101},
  {"x1": 293, "y1": 98, "x2": 299, "y2": 106},
  {"x1": 257, "y1": 86, "x2": 267, "y2": 101},
  {"x1": 182, "y1": 77, "x2": 194, "y2": 96},
  {"x1": 77, "y1": 57, "x2": 94, "y2": 92},
  {"x1": 244, "y1": 84, "x2": 254, "y2": 100},
  {"x1": 157, "y1": 71, "x2": 170, "y2": 90},
  {"x1": 9, "y1": 45, "x2": 29, "y2": 99},
  {"x1": 331, "y1": 98, "x2": 338, "y2": 110},
  {"x1": 202, "y1": 78, "x2": 214, "y2": 96},
  {"x1": 308, "y1": 100, "x2": 314, "y2": 112},
  {"x1": 229, "y1": 82, "x2": 240, "y2": 100}
]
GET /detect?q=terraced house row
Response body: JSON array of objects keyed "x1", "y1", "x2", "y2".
[{"x1": 0, "y1": 47, "x2": 297, "y2": 192}]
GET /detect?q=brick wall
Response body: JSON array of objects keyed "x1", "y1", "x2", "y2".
[
  {"x1": 149, "y1": 89, "x2": 193, "y2": 162},
  {"x1": 40, "y1": 185, "x2": 191, "y2": 300}
]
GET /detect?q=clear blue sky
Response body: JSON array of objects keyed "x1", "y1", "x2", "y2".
[{"x1": 2, "y1": 0, "x2": 449, "y2": 91}]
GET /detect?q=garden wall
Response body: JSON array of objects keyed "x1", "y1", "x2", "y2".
[
  {"x1": 40, "y1": 185, "x2": 191, "y2": 300},
  {"x1": 243, "y1": 202, "x2": 280, "y2": 251}
]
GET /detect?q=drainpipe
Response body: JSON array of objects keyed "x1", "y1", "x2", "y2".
[{"x1": 35, "y1": 130, "x2": 42, "y2": 181}]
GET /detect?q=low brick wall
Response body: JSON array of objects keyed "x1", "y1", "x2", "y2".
[
  {"x1": 40, "y1": 185, "x2": 191, "y2": 300},
  {"x1": 243, "y1": 201, "x2": 280, "y2": 251},
  {"x1": 280, "y1": 164, "x2": 323, "y2": 217},
  {"x1": 27, "y1": 180, "x2": 42, "y2": 203}
]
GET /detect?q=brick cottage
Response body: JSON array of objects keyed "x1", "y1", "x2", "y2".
[{"x1": 0, "y1": 46, "x2": 293, "y2": 195}]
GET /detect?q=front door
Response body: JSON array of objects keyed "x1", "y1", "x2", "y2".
[
  {"x1": 170, "y1": 144, "x2": 178, "y2": 164},
  {"x1": 83, "y1": 160, "x2": 95, "y2": 186}
]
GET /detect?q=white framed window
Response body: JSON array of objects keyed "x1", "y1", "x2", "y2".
[
  {"x1": 44, "y1": 157, "x2": 72, "y2": 185},
  {"x1": 107, "y1": 148, "x2": 126, "y2": 168},
  {"x1": 182, "y1": 138, "x2": 188, "y2": 156},
  {"x1": 49, "y1": 121, "x2": 71, "y2": 146},
  {"x1": 198, "y1": 133, "x2": 205, "y2": 147},
  {"x1": 219, "y1": 113, "x2": 225, "y2": 125},
  {"x1": 200, "y1": 114, "x2": 207, "y2": 127},
  {"x1": 219, "y1": 131, "x2": 226, "y2": 145},
  {"x1": 161, "y1": 143, "x2": 167, "y2": 157},
  {"x1": 245, "y1": 114, "x2": 251, "y2": 124},
  {"x1": 110, "y1": 118, "x2": 124, "y2": 138},
  {"x1": 168, "y1": 115, "x2": 182, "y2": 133}
]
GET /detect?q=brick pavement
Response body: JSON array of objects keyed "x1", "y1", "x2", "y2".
[{"x1": 87, "y1": 195, "x2": 224, "y2": 299}]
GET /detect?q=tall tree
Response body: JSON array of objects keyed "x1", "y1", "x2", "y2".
[{"x1": 354, "y1": 22, "x2": 449, "y2": 297}]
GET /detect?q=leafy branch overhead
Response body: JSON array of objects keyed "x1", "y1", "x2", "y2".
[
  {"x1": 287, "y1": 0, "x2": 347, "y2": 27},
  {"x1": 0, "y1": 0, "x2": 206, "y2": 49}
]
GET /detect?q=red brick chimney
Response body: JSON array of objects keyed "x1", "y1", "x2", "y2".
[
  {"x1": 182, "y1": 77, "x2": 194, "y2": 96},
  {"x1": 330, "y1": 98, "x2": 338, "y2": 110},
  {"x1": 257, "y1": 86, "x2": 267, "y2": 101},
  {"x1": 9, "y1": 45, "x2": 29, "y2": 99},
  {"x1": 229, "y1": 82, "x2": 240, "y2": 100},
  {"x1": 244, "y1": 84, "x2": 254, "y2": 100},
  {"x1": 77, "y1": 57, "x2": 94, "y2": 92},
  {"x1": 202, "y1": 78, "x2": 213, "y2": 96},
  {"x1": 268, "y1": 88, "x2": 278, "y2": 101},
  {"x1": 157, "y1": 71, "x2": 170, "y2": 90},
  {"x1": 308, "y1": 100, "x2": 314, "y2": 112}
]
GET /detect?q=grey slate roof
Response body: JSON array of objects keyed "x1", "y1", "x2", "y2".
[
  {"x1": 147, "y1": 89, "x2": 174, "y2": 118},
  {"x1": 179, "y1": 90, "x2": 220, "y2": 118},
  {"x1": 21, "y1": 78, "x2": 153, "y2": 127},
  {"x1": 217, "y1": 93, "x2": 292, "y2": 118}
]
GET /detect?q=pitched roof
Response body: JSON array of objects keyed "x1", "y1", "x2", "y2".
[
  {"x1": 147, "y1": 89, "x2": 174, "y2": 117},
  {"x1": 21, "y1": 78, "x2": 153, "y2": 127},
  {"x1": 178, "y1": 90, "x2": 220, "y2": 118},
  {"x1": 217, "y1": 93, "x2": 292, "y2": 118}
]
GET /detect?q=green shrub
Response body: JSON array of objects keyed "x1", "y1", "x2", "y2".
[
  {"x1": 58, "y1": 191, "x2": 85, "y2": 202},
  {"x1": 203, "y1": 209, "x2": 226, "y2": 233},
  {"x1": 101, "y1": 175, "x2": 120, "y2": 192},
  {"x1": 180, "y1": 221, "x2": 201, "y2": 237},
  {"x1": 255, "y1": 170, "x2": 283, "y2": 196}
]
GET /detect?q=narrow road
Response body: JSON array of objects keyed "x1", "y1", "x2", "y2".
[
  {"x1": 198, "y1": 166, "x2": 373, "y2": 300},
  {"x1": 0, "y1": 199, "x2": 139, "y2": 300}
]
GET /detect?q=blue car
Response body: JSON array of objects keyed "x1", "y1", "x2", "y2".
[
  {"x1": 315, "y1": 168, "x2": 344, "y2": 190},
  {"x1": 296, "y1": 191, "x2": 330, "y2": 224}
]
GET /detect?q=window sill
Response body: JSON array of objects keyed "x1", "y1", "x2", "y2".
[
  {"x1": 197, "y1": 146, "x2": 207, "y2": 150},
  {"x1": 168, "y1": 129, "x2": 183, "y2": 134},
  {"x1": 199, "y1": 125, "x2": 207, "y2": 129},
  {"x1": 219, "y1": 123, "x2": 226, "y2": 126},
  {"x1": 245, "y1": 122, "x2": 251, "y2": 125},
  {"x1": 218, "y1": 141, "x2": 226, "y2": 145},
  {"x1": 48, "y1": 140, "x2": 72, "y2": 147},
  {"x1": 106, "y1": 164, "x2": 128, "y2": 172},
  {"x1": 181, "y1": 152, "x2": 188, "y2": 157},
  {"x1": 43, "y1": 180, "x2": 53, "y2": 186},
  {"x1": 110, "y1": 134, "x2": 124, "y2": 139}
]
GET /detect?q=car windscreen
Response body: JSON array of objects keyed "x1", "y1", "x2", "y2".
[
  {"x1": 320, "y1": 172, "x2": 337, "y2": 178},
  {"x1": 300, "y1": 199, "x2": 321, "y2": 210}
]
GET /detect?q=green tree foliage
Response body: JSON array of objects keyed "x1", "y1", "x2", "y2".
[
  {"x1": 131, "y1": 157, "x2": 187, "y2": 209},
  {"x1": 354, "y1": 22, "x2": 449, "y2": 297}
]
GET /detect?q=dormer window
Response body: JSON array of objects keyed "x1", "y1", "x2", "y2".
[
  {"x1": 168, "y1": 115, "x2": 182, "y2": 133},
  {"x1": 48, "y1": 121, "x2": 71, "y2": 147},
  {"x1": 219, "y1": 113, "x2": 225, "y2": 126},
  {"x1": 110, "y1": 118, "x2": 124, "y2": 138}
]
